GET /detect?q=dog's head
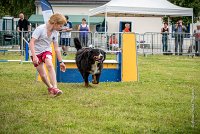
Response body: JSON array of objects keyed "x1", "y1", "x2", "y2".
[{"x1": 88, "y1": 49, "x2": 106, "y2": 63}]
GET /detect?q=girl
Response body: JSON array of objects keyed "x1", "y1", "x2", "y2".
[{"x1": 29, "y1": 13, "x2": 66, "y2": 96}]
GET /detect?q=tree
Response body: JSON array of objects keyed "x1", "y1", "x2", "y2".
[
  {"x1": 163, "y1": 0, "x2": 200, "y2": 24},
  {"x1": 0, "y1": 0, "x2": 35, "y2": 18}
]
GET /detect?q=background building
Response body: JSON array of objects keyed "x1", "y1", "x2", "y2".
[{"x1": 30, "y1": 0, "x2": 163, "y2": 34}]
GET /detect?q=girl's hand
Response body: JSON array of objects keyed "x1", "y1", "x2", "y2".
[
  {"x1": 60, "y1": 62, "x2": 66, "y2": 72},
  {"x1": 32, "y1": 56, "x2": 39, "y2": 65}
]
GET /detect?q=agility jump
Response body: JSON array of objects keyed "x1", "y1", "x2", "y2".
[{"x1": 37, "y1": 33, "x2": 138, "y2": 83}]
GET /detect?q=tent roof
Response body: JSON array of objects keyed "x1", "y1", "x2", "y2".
[{"x1": 89, "y1": 0, "x2": 193, "y2": 17}]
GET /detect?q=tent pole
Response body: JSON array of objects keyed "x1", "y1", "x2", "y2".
[
  {"x1": 191, "y1": 14, "x2": 194, "y2": 54},
  {"x1": 88, "y1": 15, "x2": 90, "y2": 27},
  {"x1": 105, "y1": 8, "x2": 107, "y2": 50},
  {"x1": 192, "y1": 14, "x2": 194, "y2": 35},
  {"x1": 168, "y1": 16, "x2": 170, "y2": 33},
  {"x1": 88, "y1": 15, "x2": 91, "y2": 45},
  {"x1": 167, "y1": 16, "x2": 171, "y2": 51},
  {"x1": 105, "y1": 9, "x2": 107, "y2": 33}
]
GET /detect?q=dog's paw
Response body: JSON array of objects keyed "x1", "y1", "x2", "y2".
[
  {"x1": 92, "y1": 80, "x2": 99, "y2": 84},
  {"x1": 85, "y1": 82, "x2": 92, "y2": 87}
]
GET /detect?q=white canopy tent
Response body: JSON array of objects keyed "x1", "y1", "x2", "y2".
[{"x1": 89, "y1": 0, "x2": 193, "y2": 32}]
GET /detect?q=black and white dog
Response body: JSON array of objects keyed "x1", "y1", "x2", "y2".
[{"x1": 74, "y1": 38, "x2": 106, "y2": 87}]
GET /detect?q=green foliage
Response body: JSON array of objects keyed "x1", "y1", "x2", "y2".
[
  {"x1": 0, "y1": 55, "x2": 200, "y2": 133},
  {"x1": 166, "y1": 0, "x2": 200, "y2": 24},
  {"x1": 0, "y1": 0, "x2": 35, "y2": 18}
]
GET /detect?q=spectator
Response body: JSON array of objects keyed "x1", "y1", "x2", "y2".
[
  {"x1": 78, "y1": 18, "x2": 90, "y2": 47},
  {"x1": 174, "y1": 20, "x2": 187, "y2": 55},
  {"x1": 123, "y1": 23, "x2": 130, "y2": 32},
  {"x1": 60, "y1": 16, "x2": 73, "y2": 56},
  {"x1": 29, "y1": 13, "x2": 66, "y2": 96},
  {"x1": 194, "y1": 23, "x2": 200, "y2": 56},
  {"x1": 109, "y1": 33, "x2": 119, "y2": 51},
  {"x1": 161, "y1": 22, "x2": 169, "y2": 53},
  {"x1": 17, "y1": 13, "x2": 31, "y2": 49}
]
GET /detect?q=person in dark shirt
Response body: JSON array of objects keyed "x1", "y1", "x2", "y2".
[
  {"x1": 17, "y1": 13, "x2": 31, "y2": 50},
  {"x1": 17, "y1": 13, "x2": 31, "y2": 33},
  {"x1": 174, "y1": 20, "x2": 187, "y2": 55},
  {"x1": 161, "y1": 22, "x2": 169, "y2": 52}
]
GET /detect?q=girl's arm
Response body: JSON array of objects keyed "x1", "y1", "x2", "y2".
[
  {"x1": 54, "y1": 42, "x2": 66, "y2": 72},
  {"x1": 29, "y1": 38, "x2": 39, "y2": 65}
]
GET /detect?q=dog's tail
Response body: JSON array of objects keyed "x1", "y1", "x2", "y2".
[{"x1": 74, "y1": 38, "x2": 82, "y2": 51}]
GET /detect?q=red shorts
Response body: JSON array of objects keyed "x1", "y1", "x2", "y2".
[{"x1": 31, "y1": 51, "x2": 52, "y2": 67}]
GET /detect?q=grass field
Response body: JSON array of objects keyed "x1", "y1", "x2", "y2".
[
  {"x1": 0, "y1": 51, "x2": 117, "y2": 61},
  {"x1": 0, "y1": 54, "x2": 200, "y2": 133}
]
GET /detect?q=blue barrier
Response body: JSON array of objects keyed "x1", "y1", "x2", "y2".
[{"x1": 25, "y1": 41, "x2": 29, "y2": 61}]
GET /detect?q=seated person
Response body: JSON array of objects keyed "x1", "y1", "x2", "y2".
[
  {"x1": 123, "y1": 23, "x2": 130, "y2": 32},
  {"x1": 109, "y1": 33, "x2": 119, "y2": 51}
]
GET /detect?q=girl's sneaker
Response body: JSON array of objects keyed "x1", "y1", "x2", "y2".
[{"x1": 48, "y1": 87, "x2": 63, "y2": 97}]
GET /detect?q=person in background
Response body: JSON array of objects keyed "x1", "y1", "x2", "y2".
[
  {"x1": 194, "y1": 23, "x2": 200, "y2": 56},
  {"x1": 78, "y1": 18, "x2": 90, "y2": 47},
  {"x1": 123, "y1": 23, "x2": 130, "y2": 32},
  {"x1": 161, "y1": 22, "x2": 169, "y2": 53},
  {"x1": 29, "y1": 13, "x2": 66, "y2": 97},
  {"x1": 109, "y1": 33, "x2": 119, "y2": 51},
  {"x1": 174, "y1": 19, "x2": 187, "y2": 55},
  {"x1": 17, "y1": 12, "x2": 31, "y2": 50},
  {"x1": 60, "y1": 16, "x2": 73, "y2": 56}
]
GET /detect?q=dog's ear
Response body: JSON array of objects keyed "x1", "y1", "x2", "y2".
[
  {"x1": 100, "y1": 50, "x2": 106, "y2": 61},
  {"x1": 103, "y1": 51, "x2": 106, "y2": 61},
  {"x1": 103, "y1": 51, "x2": 106, "y2": 56}
]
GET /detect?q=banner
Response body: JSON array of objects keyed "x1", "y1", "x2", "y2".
[{"x1": 40, "y1": 0, "x2": 54, "y2": 23}]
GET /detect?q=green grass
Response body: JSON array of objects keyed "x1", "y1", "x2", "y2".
[
  {"x1": 0, "y1": 55, "x2": 200, "y2": 133},
  {"x1": 0, "y1": 52, "x2": 117, "y2": 60},
  {"x1": 0, "y1": 52, "x2": 23, "y2": 60}
]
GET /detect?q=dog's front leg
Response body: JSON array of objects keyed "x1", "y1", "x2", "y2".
[
  {"x1": 92, "y1": 74, "x2": 100, "y2": 84},
  {"x1": 83, "y1": 73, "x2": 90, "y2": 87},
  {"x1": 92, "y1": 75, "x2": 97, "y2": 84}
]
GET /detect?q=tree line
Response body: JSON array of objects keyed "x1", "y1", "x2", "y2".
[
  {"x1": 0, "y1": 0, "x2": 35, "y2": 18},
  {"x1": 166, "y1": 0, "x2": 200, "y2": 24},
  {"x1": 0, "y1": 0, "x2": 199, "y2": 23}
]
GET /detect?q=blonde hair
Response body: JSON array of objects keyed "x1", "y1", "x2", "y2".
[{"x1": 48, "y1": 13, "x2": 66, "y2": 25}]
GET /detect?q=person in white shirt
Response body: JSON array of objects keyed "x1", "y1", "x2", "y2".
[{"x1": 60, "y1": 16, "x2": 73, "y2": 56}]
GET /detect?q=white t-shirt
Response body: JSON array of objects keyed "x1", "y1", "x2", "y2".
[
  {"x1": 31, "y1": 24, "x2": 58, "y2": 55},
  {"x1": 60, "y1": 22, "x2": 72, "y2": 38}
]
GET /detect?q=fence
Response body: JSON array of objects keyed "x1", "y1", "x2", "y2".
[
  {"x1": 59, "y1": 31, "x2": 93, "y2": 52},
  {"x1": 136, "y1": 32, "x2": 199, "y2": 56},
  {"x1": 0, "y1": 30, "x2": 199, "y2": 62},
  {"x1": 0, "y1": 30, "x2": 94, "y2": 62},
  {"x1": 0, "y1": 30, "x2": 32, "y2": 62},
  {"x1": 93, "y1": 32, "x2": 123, "y2": 52}
]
